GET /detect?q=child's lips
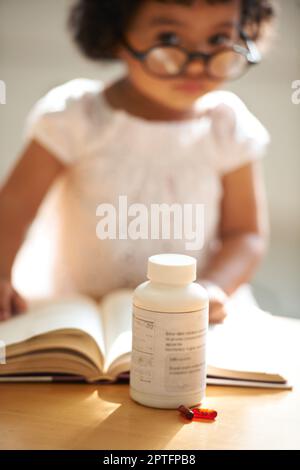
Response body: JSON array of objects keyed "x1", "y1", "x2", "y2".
[{"x1": 173, "y1": 80, "x2": 207, "y2": 93}]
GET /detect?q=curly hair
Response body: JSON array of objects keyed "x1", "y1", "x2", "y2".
[{"x1": 69, "y1": 0, "x2": 275, "y2": 61}]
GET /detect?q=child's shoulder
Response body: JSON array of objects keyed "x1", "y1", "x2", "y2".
[
  {"x1": 195, "y1": 90, "x2": 270, "y2": 174},
  {"x1": 24, "y1": 79, "x2": 106, "y2": 165},
  {"x1": 197, "y1": 90, "x2": 252, "y2": 122},
  {"x1": 35, "y1": 78, "x2": 105, "y2": 115},
  {"x1": 198, "y1": 90, "x2": 270, "y2": 144}
]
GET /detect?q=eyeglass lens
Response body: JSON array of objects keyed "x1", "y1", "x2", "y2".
[{"x1": 144, "y1": 46, "x2": 248, "y2": 79}]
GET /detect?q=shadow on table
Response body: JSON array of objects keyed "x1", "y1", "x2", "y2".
[{"x1": 71, "y1": 382, "x2": 189, "y2": 450}]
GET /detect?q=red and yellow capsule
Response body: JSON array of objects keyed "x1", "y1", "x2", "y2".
[
  {"x1": 178, "y1": 405, "x2": 218, "y2": 421},
  {"x1": 191, "y1": 408, "x2": 218, "y2": 420}
]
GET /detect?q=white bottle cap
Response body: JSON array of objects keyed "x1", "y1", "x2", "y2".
[{"x1": 147, "y1": 253, "x2": 197, "y2": 285}]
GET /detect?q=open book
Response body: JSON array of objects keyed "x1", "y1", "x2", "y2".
[{"x1": 0, "y1": 288, "x2": 292, "y2": 389}]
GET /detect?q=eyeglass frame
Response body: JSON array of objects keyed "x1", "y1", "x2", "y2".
[{"x1": 121, "y1": 29, "x2": 261, "y2": 80}]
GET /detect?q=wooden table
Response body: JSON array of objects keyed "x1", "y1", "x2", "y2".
[{"x1": 1, "y1": 316, "x2": 300, "y2": 450}]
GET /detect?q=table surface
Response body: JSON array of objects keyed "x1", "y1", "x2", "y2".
[{"x1": 1, "y1": 316, "x2": 300, "y2": 450}]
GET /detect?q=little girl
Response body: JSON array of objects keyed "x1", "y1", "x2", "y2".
[{"x1": 0, "y1": 0, "x2": 275, "y2": 323}]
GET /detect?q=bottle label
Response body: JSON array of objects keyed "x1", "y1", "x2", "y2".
[{"x1": 130, "y1": 304, "x2": 208, "y2": 397}]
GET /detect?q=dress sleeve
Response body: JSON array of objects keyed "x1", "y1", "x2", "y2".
[
  {"x1": 22, "y1": 79, "x2": 98, "y2": 165},
  {"x1": 211, "y1": 92, "x2": 271, "y2": 175}
]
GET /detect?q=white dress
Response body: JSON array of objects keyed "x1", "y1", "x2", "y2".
[{"x1": 13, "y1": 78, "x2": 270, "y2": 301}]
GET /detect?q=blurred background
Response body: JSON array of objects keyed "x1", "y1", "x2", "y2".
[{"x1": 0, "y1": 0, "x2": 299, "y2": 318}]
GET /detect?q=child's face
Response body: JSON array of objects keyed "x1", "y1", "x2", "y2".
[{"x1": 118, "y1": 0, "x2": 241, "y2": 111}]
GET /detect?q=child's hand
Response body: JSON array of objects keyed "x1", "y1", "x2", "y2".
[
  {"x1": 200, "y1": 281, "x2": 229, "y2": 324},
  {"x1": 0, "y1": 279, "x2": 28, "y2": 321}
]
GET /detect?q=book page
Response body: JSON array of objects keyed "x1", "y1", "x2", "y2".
[
  {"x1": 0, "y1": 296, "x2": 106, "y2": 358},
  {"x1": 207, "y1": 285, "x2": 286, "y2": 377},
  {"x1": 99, "y1": 288, "x2": 133, "y2": 373}
]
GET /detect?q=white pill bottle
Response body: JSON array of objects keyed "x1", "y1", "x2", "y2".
[{"x1": 130, "y1": 253, "x2": 209, "y2": 409}]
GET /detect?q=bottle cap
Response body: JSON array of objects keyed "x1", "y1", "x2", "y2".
[{"x1": 147, "y1": 253, "x2": 197, "y2": 285}]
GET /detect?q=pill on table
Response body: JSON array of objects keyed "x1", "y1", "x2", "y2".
[
  {"x1": 191, "y1": 408, "x2": 218, "y2": 420},
  {"x1": 177, "y1": 405, "x2": 194, "y2": 420}
]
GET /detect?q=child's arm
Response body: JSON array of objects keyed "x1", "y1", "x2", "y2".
[
  {"x1": 199, "y1": 160, "x2": 269, "y2": 323},
  {"x1": 0, "y1": 139, "x2": 65, "y2": 320}
]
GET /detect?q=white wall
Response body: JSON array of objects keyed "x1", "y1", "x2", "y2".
[{"x1": 0, "y1": 0, "x2": 299, "y2": 317}]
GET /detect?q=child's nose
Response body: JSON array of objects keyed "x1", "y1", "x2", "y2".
[{"x1": 185, "y1": 59, "x2": 206, "y2": 77}]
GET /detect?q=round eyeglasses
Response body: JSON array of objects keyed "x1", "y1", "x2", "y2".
[{"x1": 122, "y1": 31, "x2": 261, "y2": 81}]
